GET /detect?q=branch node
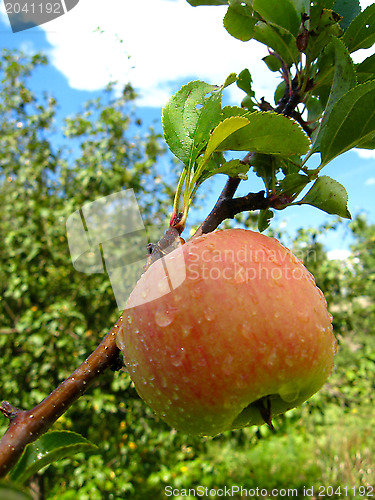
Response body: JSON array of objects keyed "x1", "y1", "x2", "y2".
[{"x1": 1, "y1": 401, "x2": 24, "y2": 422}]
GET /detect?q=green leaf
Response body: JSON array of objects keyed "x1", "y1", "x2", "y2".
[
  {"x1": 186, "y1": 0, "x2": 228, "y2": 5},
  {"x1": 10, "y1": 431, "x2": 98, "y2": 485},
  {"x1": 310, "y1": 1, "x2": 336, "y2": 30},
  {"x1": 253, "y1": 0, "x2": 301, "y2": 36},
  {"x1": 228, "y1": 0, "x2": 253, "y2": 12},
  {"x1": 274, "y1": 81, "x2": 287, "y2": 105},
  {"x1": 342, "y1": 3, "x2": 375, "y2": 52},
  {"x1": 355, "y1": 53, "x2": 375, "y2": 84},
  {"x1": 162, "y1": 81, "x2": 223, "y2": 166},
  {"x1": 333, "y1": 0, "x2": 361, "y2": 31},
  {"x1": 216, "y1": 112, "x2": 311, "y2": 156},
  {"x1": 221, "y1": 105, "x2": 249, "y2": 119},
  {"x1": 317, "y1": 80, "x2": 375, "y2": 165},
  {"x1": 258, "y1": 209, "x2": 274, "y2": 232},
  {"x1": 0, "y1": 483, "x2": 32, "y2": 500},
  {"x1": 203, "y1": 116, "x2": 250, "y2": 161},
  {"x1": 279, "y1": 173, "x2": 310, "y2": 196},
  {"x1": 223, "y1": 72, "x2": 238, "y2": 88},
  {"x1": 306, "y1": 9, "x2": 343, "y2": 59},
  {"x1": 305, "y1": 96, "x2": 323, "y2": 123},
  {"x1": 298, "y1": 176, "x2": 351, "y2": 218},
  {"x1": 236, "y1": 69, "x2": 255, "y2": 96},
  {"x1": 253, "y1": 22, "x2": 299, "y2": 66},
  {"x1": 223, "y1": 6, "x2": 257, "y2": 41},
  {"x1": 262, "y1": 55, "x2": 282, "y2": 72},
  {"x1": 191, "y1": 116, "x2": 249, "y2": 186},
  {"x1": 290, "y1": 0, "x2": 310, "y2": 15},
  {"x1": 313, "y1": 36, "x2": 356, "y2": 152},
  {"x1": 251, "y1": 153, "x2": 277, "y2": 190},
  {"x1": 198, "y1": 158, "x2": 250, "y2": 184},
  {"x1": 356, "y1": 136, "x2": 375, "y2": 150}
]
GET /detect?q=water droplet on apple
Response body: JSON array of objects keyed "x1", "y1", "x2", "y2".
[
  {"x1": 160, "y1": 375, "x2": 168, "y2": 388},
  {"x1": 198, "y1": 356, "x2": 207, "y2": 367},
  {"x1": 266, "y1": 351, "x2": 277, "y2": 367},
  {"x1": 171, "y1": 348, "x2": 185, "y2": 367},
  {"x1": 191, "y1": 285, "x2": 202, "y2": 298},
  {"x1": 222, "y1": 354, "x2": 234, "y2": 375},
  {"x1": 155, "y1": 303, "x2": 176, "y2": 327},
  {"x1": 204, "y1": 306, "x2": 216, "y2": 322},
  {"x1": 182, "y1": 324, "x2": 192, "y2": 337},
  {"x1": 127, "y1": 315, "x2": 133, "y2": 325},
  {"x1": 240, "y1": 321, "x2": 251, "y2": 338},
  {"x1": 157, "y1": 276, "x2": 170, "y2": 295},
  {"x1": 285, "y1": 355, "x2": 294, "y2": 367},
  {"x1": 279, "y1": 383, "x2": 300, "y2": 403},
  {"x1": 297, "y1": 311, "x2": 309, "y2": 323}
]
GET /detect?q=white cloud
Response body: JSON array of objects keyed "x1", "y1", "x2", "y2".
[
  {"x1": 2, "y1": 0, "x2": 373, "y2": 108},
  {"x1": 35, "y1": 0, "x2": 277, "y2": 107},
  {"x1": 354, "y1": 149, "x2": 375, "y2": 160},
  {"x1": 327, "y1": 249, "x2": 351, "y2": 261},
  {"x1": 365, "y1": 177, "x2": 375, "y2": 185}
]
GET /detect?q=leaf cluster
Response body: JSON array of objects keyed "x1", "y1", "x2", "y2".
[{"x1": 163, "y1": 0, "x2": 375, "y2": 231}]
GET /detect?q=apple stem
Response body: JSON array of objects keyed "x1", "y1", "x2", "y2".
[{"x1": 254, "y1": 396, "x2": 275, "y2": 431}]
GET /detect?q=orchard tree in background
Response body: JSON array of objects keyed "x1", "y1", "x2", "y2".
[{"x1": 1, "y1": 0, "x2": 375, "y2": 498}]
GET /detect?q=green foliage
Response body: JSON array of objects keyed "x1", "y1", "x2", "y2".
[
  {"x1": 0, "y1": 49, "x2": 175, "y2": 496},
  {"x1": 342, "y1": 3, "x2": 375, "y2": 52},
  {"x1": 169, "y1": 0, "x2": 375, "y2": 230},
  {"x1": 313, "y1": 81, "x2": 375, "y2": 165},
  {"x1": 10, "y1": 432, "x2": 97, "y2": 485}
]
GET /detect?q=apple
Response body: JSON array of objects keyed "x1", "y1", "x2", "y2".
[{"x1": 117, "y1": 228, "x2": 336, "y2": 436}]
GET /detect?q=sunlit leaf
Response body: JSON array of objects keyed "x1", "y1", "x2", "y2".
[
  {"x1": 216, "y1": 112, "x2": 311, "y2": 156},
  {"x1": 162, "y1": 81, "x2": 223, "y2": 166},
  {"x1": 203, "y1": 116, "x2": 250, "y2": 160}
]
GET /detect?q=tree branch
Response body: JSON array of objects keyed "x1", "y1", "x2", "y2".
[{"x1": 0, "y1": 315, "x2": 123, "y2": 477}]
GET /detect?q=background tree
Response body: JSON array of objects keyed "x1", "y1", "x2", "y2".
[{"x1": 1, "y1": 0, "x2": 375, "y2": 497}]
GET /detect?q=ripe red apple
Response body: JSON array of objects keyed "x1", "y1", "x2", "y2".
[{"x1": 117, "y1": 228, "x2": 336, "y2": 436}]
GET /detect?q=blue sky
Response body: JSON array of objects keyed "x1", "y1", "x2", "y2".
[{"x1": 1, "y1": 0, "x2": 374, "y2": 257}]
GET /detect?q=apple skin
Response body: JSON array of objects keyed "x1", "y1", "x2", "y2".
[{"x1": 117, "y1": 228, "x2": 336, "y2": 436}]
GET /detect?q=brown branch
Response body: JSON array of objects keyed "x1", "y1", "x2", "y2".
[
  {"x1": 192, "y1": 183, "x2": 268, "y2": 239},
  {"x1": 0, "y1": 315, "x2": 123, "y2": 477}
]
